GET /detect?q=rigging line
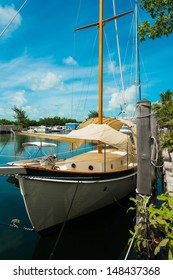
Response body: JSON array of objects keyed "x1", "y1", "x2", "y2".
[
  {"x1": 137, "y1": 13, "x2": 149, "y2": 90},
  {"x1": 75, "y1": 0, "x2": 82, "y2": 28},
  {"x1": 123, "y1": 10, "x2": 136, "y2": 89},
  {"x1": 129, "y1": 0, "x2": 134, "y2": 8},
  {"x1": 70, "y1": 32, "x2": 75, "y2": 119},
  {"x1": 135, "y1": 0, "x2": 141, "y2": 101},
  {"x1": 0, "y1": 0, "x2": 28, "y2": 39},
  {"x1": 104, "y1": 30, "x2": 118, "y2": 88},
  {"x1": 112, "y1": 0, "x2": 127, "y2": 114},
  {"x1": 0, "y1": 135, "x2": 11, "y2": 154},
  {"x1": 123, "y1": 11, "x2": 135, "y2": 69},
  {"x1": 70, "y1": 0, "x2": 82, "y2": 118},
  {"x1": 74, "y1": 29, "x2": 98, "y2": 120},
  {"x1": 104, "y1": 29, "x2": 129, "y2": 118},
  {"x1": 72, "y1": 0, "x2": 90, "y2": 120},
  {"x1": 49, "y1": 181, "x2": 80, "y2": 260},
  {"x1": 82, "y1": 30, "x2": 98, "y2": 118},
  {"x1": 121, "y1": 12, "x2": 137, "y2": 119}
]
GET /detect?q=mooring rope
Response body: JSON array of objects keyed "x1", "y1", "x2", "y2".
[
  {"x1": 105, "y1": 187, "x2": 131, "y2": 209},
  {"x1": 0, "y1": 219, "x2": 34, "y2": 231},
  {"x1": 49, "y1": 181, "x2": 79, "y2": 259}
]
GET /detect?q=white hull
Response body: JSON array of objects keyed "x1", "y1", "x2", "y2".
[{"x1": 19, "y1": 170, "x2": 136, "y2": 232}]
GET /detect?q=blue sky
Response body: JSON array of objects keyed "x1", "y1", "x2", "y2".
[{"x1": 0, "y1": 0, "x2": 172, "y2": 122}]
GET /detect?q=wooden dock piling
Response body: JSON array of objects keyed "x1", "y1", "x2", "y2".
[{"x1": 136, "y1": 98, "x2": 152, "y2": 196}]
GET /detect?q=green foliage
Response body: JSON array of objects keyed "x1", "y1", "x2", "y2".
[
  {"x1": 128, "y1": 191, "x2": 173, "y2": 259},
  {"x1": 87, "y1": 110, "x2": 98, "y2": 119},
  {"x1": 0, "y1": 119, "x2": 15, "y2": 125},
  {"x1": 139, "y1": 0, "x2": 173, "y2": 41},
  {"x1": 38, "y1": 116, "x2": 77, "y2": 126},
  {"x1": 0, "y1": 107, "x2": 78, "y2": 128},
  {"x1": 152, "y1": 90, "x2": 173, "y2": 127},
  {"x1": 160, "y1": 132, "x2": 173, "y2": 154},
  {"x1": 152, "y1": 90, "x2": 173, "y2": 154},
  {"x1": 12, "y1": 106, "x2": 29, "y2": 127}
]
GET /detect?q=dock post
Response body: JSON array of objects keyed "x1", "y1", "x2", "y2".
[
  {"x1": 135, "y1": 99, "x2": 153, "y2": 259},
  {"x1": 136, "y1": 98, "x2": 152, "y2": 196}
]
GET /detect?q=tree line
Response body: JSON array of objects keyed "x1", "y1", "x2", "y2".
[
  {"x1": 0, "y1": 106, "x2": 78, "y2": 127},
  {"x1": 0, "y1": 107, "x2": 99, "y2": 127}
]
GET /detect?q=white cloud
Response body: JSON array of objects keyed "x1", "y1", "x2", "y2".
[
  {"x1": 29, "y1": 71, "x2": 65, "y2": 91},
  {"x1": 125, "y1": 85, "x2": 138, "y2": 104},
  {"x1": 108, "y1": 85, "x2": 138, "y2": 116},
  {"x1": 107, "y1": 61, "x2": 117, "y2": 74},
  {"x1": 0, "y1": 5, "x2": 22, "y2": 38},
  {"x1": 0, "y1": 55, "x2": 98, "y2": 120},
  {"x1": 63, "y1": 56, "x2": 78, "y2": 66},
  {"x1": 108, "y1": 90, "x2": 124, "y2": 109},
  {"x1": 125, "y1": 103, "x2": 136, "y2": 116},
  {"x1": 10, "y1": 90, "x2": 27, "y2": 107}
]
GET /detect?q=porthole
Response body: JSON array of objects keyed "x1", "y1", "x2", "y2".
[
  {"x1": 111, "y1": 164, "x2": 113, "y2": 169},
  {"x1": 88, "y1": 165, "x2": 94, "y2": 171},
  {"x1": 71, "y1": 163, "x2": 76, "y2": 168}
]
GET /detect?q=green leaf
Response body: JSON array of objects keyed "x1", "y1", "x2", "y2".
[
  {"x1": 142, "y1": 240, "x2": 147, "y2": 248},
  {"x1": 154, "y1": 245, "x2": 161, "y2": 255},
  {"x1": 154, "y1": 239, "x2": 169, "y2": 256},
  {"x1": 159, "y1": 238, "x2": 169, "y2": 247},
  {"x1": 129, "y1": 197, "x2": 137, "y2": 203},
  {"x1": 168, "y1": 249, "x2": 173, "y2": 260},
  {"x1": 129, "y1": 230, "x2": 135, "y2": 236},
  {"x1": 127, "y1": 206, "x2": 135, "y2": 212}
]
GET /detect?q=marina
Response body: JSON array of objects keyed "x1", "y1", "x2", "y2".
[
  {"x1": 0, "y1": 0, "x2": 137, "y2": 234},
  {"x1": 0, "y1": 125, "x2": 21, "y2": 134},
  {"x1": 0, "y1": 133, "x2": 135, "y2": 260},
  {"x1": 0, "y1": 0, "x2": 172, "y2": 262}
]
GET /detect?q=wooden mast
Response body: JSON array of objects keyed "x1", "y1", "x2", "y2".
[
  {"x1": 98, "y1": 0, "x2": 103, "y2": 153},
  {"x1": 75, "y1": 3, "x2": 133, "y2": 154},
  {"x1": 98, "y1": 0, "x2": 103, "y2": 126}
]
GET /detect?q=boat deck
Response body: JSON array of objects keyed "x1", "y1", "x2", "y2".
[
  {"x1": 8, "y1": 149, "x2": 136, "y2": 173},
  {"x1": 65, "y1": 149, "x2": 126, "y2": 163}
]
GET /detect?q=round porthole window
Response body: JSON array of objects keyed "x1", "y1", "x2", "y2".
[
  {"x1": 71, "y1": 163, "x2": 76, "y2": 168},
  {"x1": 88, "y1": 165, "x2": 94, "y2": 171}
]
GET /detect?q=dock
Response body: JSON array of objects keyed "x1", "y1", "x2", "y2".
[
  {"x1": 0, "y1": 125, "x2": 21, "y2": 134},
  {"x1": 162, "y1": 149, "x2": 173, "y2": 193}
]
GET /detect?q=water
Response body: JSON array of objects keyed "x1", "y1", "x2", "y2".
[{"x1": 0, "y1": 133, "x2": 135, "y2": 260}]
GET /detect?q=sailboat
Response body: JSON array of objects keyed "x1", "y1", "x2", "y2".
[{"x1": 0, "y1": 0, "x2": 137, "y2": 233}]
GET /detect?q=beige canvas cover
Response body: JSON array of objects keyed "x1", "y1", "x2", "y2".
[
  {"x1": 51, "y1": 123, "x2": 131, "y2": 150},
  {"x1": 77, "y1": 117, "x2": 123, "y2": 131},
  {"x1": 78, "y1": 117, "x2": 136, "y2": 146}
]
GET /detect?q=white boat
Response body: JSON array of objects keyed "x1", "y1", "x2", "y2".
[
  {"x1": 47, "y1": 126, "x2": 65, "y2": 133},
  {"x1": 24, "y1": 125, "x2": 46, "y2": 133},
  {"x1": 0, "y1": 1, "x2": 137, "y2": 233}
]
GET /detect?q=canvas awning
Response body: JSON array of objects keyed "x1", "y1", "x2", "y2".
[
  {"x1": 47, "y1": 124, "x2": 132, "y2": 151},
  {"x1": 77, "y1": 117, "x2": 123, "y2": 131},
  {"x1": 77, "y1": 117, "x2": 136, "y2": 146}
]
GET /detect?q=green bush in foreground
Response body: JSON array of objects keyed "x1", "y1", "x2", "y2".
[{"x1": 128, "y1": 191, "x2": 173, "y2": 260}]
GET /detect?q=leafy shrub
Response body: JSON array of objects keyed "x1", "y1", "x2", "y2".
[{"x1": 128, "y1": 191, "x2": 173, "y2": 259}]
